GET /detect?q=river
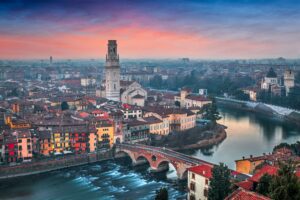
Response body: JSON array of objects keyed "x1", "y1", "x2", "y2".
[
  {"x1": 192, "y1": 106, "x2": 300, "y2": 169},
  {"x1": 1, "y1": 107, "x2": 300, "y2": 200}
]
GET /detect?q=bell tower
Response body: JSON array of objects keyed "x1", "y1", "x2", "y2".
[{"x1": 105, "y1": 40, "x2": 120, "y2": 101}]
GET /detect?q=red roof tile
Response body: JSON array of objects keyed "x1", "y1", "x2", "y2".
[
  {"x1": 250, "y1": 165, "x2": 278, "y2": 182},
  {"x1": 188, "y1": 164, "x2": 213, "y2": 179},
  {"x1": 225, "y1": 188, "x2": 270, "y2": 200},
  {"x1": 236, "y1": 180, "x2": 253, "y2": 191}
]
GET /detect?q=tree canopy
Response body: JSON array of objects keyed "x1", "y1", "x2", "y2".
[
  {"x1": 61, "y1": 101, "x2": 69, "y2": 111},
  {"x1": 155, "y1": 187, "x2": 168, "y2": 200},
  {"x1": 201, "y1": 97, "x2": 221, "y2": 124},
  {"x1": 208, "y1": 163, "x2": 231, "y2": 200}
]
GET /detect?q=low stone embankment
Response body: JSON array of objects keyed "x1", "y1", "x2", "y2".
[
  {"x1": 150, "y1": 124, "x2": 227, "y2": 151},
  {"x1": 0, "y1": 150, "x2": 113, "y2": 180},
  {"x1": 172, "y1": 126, "x2": 227, "y2": 150}
]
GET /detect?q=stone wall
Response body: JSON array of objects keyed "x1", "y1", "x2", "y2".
[{"x1": 0, "y1": 150, "x2": 113, "y2": 179}]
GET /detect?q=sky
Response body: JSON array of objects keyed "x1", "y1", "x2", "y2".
[{"x1": 0, "y1": 0, "x2": 300, "y2": 59}]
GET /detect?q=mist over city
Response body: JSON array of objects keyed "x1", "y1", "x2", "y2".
[{"x1": 1, "y1": 1, "x2": 300, "y2": 200}]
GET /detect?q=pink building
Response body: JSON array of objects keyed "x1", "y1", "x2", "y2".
[{"x1": 16, "y1": 129, "x2": 33, "y2": 162}]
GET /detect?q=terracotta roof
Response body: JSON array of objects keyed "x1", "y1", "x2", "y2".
[
  {"x1": 225, "y1": 188, "x2": 270, "y2": 200},
  {"x1": 235, "y1": 180, "x2": 253, "y2": 191},
  {"x1": 188, "y1": 164, "x2": 213, "y2": 179},
  {"x1": 143, "y1": 116, "x2": 163, "y2": 124},
  {"x1": 250, "y1": 165, "x2": 278, "y2": 182},
  {"x1": 186, "y1": 95, "x2": 211, "y2": 102}
]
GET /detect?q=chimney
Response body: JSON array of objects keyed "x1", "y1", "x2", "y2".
[
  {"x1": 250, "y1": 155, "x2": 253, "y2": 158},
  {"x1": 242, "y1": 156, "x2": 245, "y2": 160}
]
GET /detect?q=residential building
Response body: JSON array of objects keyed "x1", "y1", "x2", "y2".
[
  {"x1": 188, "y1": 164, "x2": 212, "y2": 200},
  {"x1": 16, "y1": 129, "x2": 33, "y2": 161},
  {"x1": 123, "y1": 120, "x2": 150, "y2": 143},
  {"x1": 38, "y1": 130, "x2": 53, "y2": 156},
  {"x1": 96, "y1": 120, "x2": 114, "y2": 148}
]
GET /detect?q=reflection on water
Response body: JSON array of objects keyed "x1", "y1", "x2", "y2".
[
  {"x1": 0, "y1": 158, "x2": 186, "y2": 200},
  {"x1": 192, "y1": 106, "x2": 300, "y2": 169},
  {"x1": 1, "y1": 107, "x2": 299, "y2": 199}
]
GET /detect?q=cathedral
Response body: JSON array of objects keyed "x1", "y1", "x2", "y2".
[{"x1": 100, "y1": 40, "x2": 147, "y2": 106}]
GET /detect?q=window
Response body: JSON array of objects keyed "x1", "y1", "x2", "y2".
[
  {"x1": 192, "y1": 173, "x2": 195, "y2": 179},
  {"x1": 190, "y1": 182, "x2": 195, "y2": 191},
  {"x1": 204, "y1": 188, "x2": 208, "y2": 197},
  {"x1": 189, "y1": 195, "x2": 195, "y2": 200},
  {"x1": 205, "y1": 179, "x2": 209, "y2": 185},
  {"x1": 18, "y1": 139, "x2": 22, "y2": 143},
  {"x1": 18, "y1": 146, "x2": 22, "y2": 150},
  {"x1": 27, "y1": 139, "x2": 31, "y2": 143}
]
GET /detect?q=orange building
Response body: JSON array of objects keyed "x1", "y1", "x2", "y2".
[
  {"x1": 235, "y1": 155, "x2": 267, "y2": 174},
  {"x1": 39, "y1": 130, "x2": 53, "y2": 156},
  {"x1": 5, "y1": 115, "x2": 31, "y2": 129}
]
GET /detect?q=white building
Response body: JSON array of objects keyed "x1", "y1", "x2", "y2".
[
  {"x1": 177, "y1": 88, "x2": 211, "y2": 109},
  {"x1": 284, "y1": 69, "x2": 295, "y2": 96},
  {"x1": 188, "y1": 164, "x2": 212, "y2": 200},
  {"x1": 105, "y1": 40, "x2": 120, "y2": 101}
]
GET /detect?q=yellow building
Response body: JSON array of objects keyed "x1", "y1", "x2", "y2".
[
  {"x1": 143, "y1": 113, "x2": 170, "y2": 135},
  {"x1": 5, "y1": 115, "x2": 31, "y2": 129},
  {"x1": 143, "y1": 107, "x2": 196, "y2": 133},
  {"x1": 96, "y1": 121, "x2": 114, "y2": 148},
  {"x1": 235, "y1": 155, "x2": 266, "y2": 174},
  {"x1": 52, "y1": 128, "x2": 70, "y2": 154}
]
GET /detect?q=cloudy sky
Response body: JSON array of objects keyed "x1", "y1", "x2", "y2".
[{"x1": 0, "y1": 0, "x2": 299, "y2": 59}]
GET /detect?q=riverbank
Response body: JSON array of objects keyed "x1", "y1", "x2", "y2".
[
  {"x1": 150, "y1": 124, "x2": 227, "y2": 151},
  {"x1": 0, "y1": 150, "x2": 113, "y2": 180},
  {"x1": 216, "y1": 97, "x2": 300, "y2": 127}
]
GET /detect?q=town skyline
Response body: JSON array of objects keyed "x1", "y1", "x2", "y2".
[{"x1": 1, "y1": 0, "x2": 300, "y2": 59}]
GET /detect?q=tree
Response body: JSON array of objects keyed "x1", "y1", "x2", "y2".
[
  {"x1": 256, "y1": 173, "x2": 273, "y2": 196},
  {"x1": 208, "y1": 163, "x2": 231, "y2": 200},
  {"x1": 201, "y1": 97, "x2": 221, "y2": 124},
  {"x1": 61, "y1": 101, "x2": 69, "y2": 111},
  {"x1": 232, "y1": 90, "x2": 250, "y2": 101},
  {"x1": 149, "y1": 75, "x2": 163, "y2": 89},
  {"x1": 155, "y1": 187, "x2": 168, "y2": 200},
  {"x1": 270, "y1": 162, "x2": 300, "y2": 200},
  {"x1": 174, "y1": 100, "x2": 180, "y2": 107}
]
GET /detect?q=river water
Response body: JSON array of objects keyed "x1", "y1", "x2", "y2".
[
  {"x1": 1, "y1": 107, "x2": 300, "y2": 200},
  {"x1": 192, "y1": 106, "x2": 300, "y2": 169}
]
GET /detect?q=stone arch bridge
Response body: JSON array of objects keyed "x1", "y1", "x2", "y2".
[{"x1": 115, "y1": 143, "x2": 213, "y2": 180}]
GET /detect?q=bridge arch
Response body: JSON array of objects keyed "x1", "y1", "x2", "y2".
[
  {"x1": 114, "y1": 150, "x2": 136, "y2": 164},
  {"x1": 135, "y1": 155, "x2": 151, "y2": 166}
]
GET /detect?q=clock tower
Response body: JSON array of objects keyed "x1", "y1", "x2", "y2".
[{"x1": 105, "y1": 40, "x2": 120, "y2": 101}]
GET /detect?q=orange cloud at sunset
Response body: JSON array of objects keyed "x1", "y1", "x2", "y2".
[{"x1": 0, "y1": 24, "x2": 280, "y2": 60}]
